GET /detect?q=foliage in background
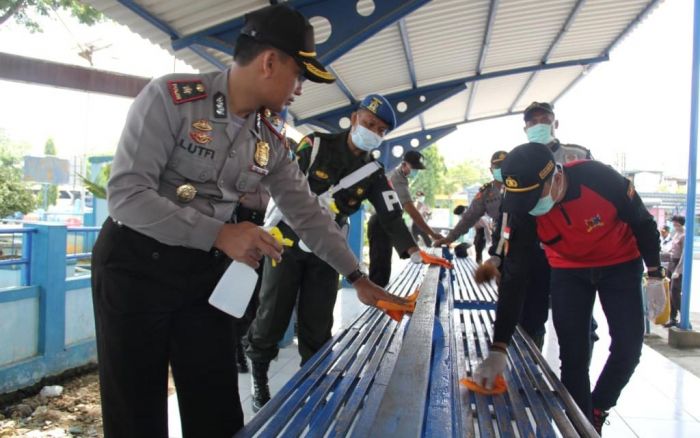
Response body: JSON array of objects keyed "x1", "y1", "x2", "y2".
[
  {"x1": 78, "y1": 161, "x2": 110, "y2": 199},
  {"x1": 38, "y1": 137, "x2": 58, "y2": 207},
  {"x1": 0, "y1": 131, "x2": 36, "y2": 218},
  {"x1": 0, "y1": 0, "x2": 102, "y2": 31},
  {"x1": 409, "y1": 145, "x2": 448, "y2": 206},
  {"x1": 444, "y1": 160, "x2": 492, "y2": 194}
]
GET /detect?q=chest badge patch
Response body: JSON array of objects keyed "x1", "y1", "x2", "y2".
[
  {"x1": 190, "y1": 131, "x2": 213, "y2": 145},
  {"x1": 315, "y1": 170, "x2": 329, "y2": 180},
  {"x1": 254, "y1": 140, "x2": 270, "y2": 167},
  {"x1": 192, "y1": 120, "x2": 213, "y2": 131},
  {"x1": 585, "y1": 214, "x2": 605, "y2": 233}
]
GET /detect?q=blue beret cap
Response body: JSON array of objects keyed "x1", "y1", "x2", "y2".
[{"x1": 359, "y1": 94, "x2": 396, "y2": 131}]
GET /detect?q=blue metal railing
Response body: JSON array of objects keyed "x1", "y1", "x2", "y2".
[
  {"x1": 66, "y1": 227, "x2": 101, "y2": 261},
  {"x1": 0, "y1": 227, "x2": 37, "y2": 286}
]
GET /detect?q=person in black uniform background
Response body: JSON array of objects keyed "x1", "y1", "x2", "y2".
[{"x1": 245, "y1": 94, "x2": 419, "y2": 412}]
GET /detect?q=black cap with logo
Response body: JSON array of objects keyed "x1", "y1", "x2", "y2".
[
  {"x1": 501, "y1": 143, "x2": 557, "y2": 214},
  {"x1": 523, "y1": 102, "x2": 554, "y2": 122},
  {"x1": 490, "y1": 150, "x2": 508, "y2": 166},
  {"x1": 240, "y1": 4, "x2": 336, "y2": 84},
  {"x1": 403, "y1": 150, "x2": 426, "y2": 169}
]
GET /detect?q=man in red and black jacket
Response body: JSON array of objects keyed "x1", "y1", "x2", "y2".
[{"x1": 473, "y1": 143, "x2": 663, "y2": 435}]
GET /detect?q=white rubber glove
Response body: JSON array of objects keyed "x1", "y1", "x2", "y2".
[
  {"x1": 473, "y1": 350, "x2": 507, "y2": 390},
  {"x1": 410, "y1": 250, "x2": 423, "y2": 264}
]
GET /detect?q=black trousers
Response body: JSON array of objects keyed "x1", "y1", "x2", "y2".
[
  {"x1": 367, "y1": 213, "x2": 393, "y2": 287},
  {"x1": 246, "y1": 232, "x2": 339, "y2": 365},
  {"x1": 519, "y1": 246, "x2": 551, "y2": 348},
  {"x1": 668, "y1": 258, "x2": 682, "y2": 320},
  {"x1": 473, "y1": 227, "x2": 486, "y2": 264},
  {"x1": 91, "y1": 219, "x2": 243, "y2": 438}
]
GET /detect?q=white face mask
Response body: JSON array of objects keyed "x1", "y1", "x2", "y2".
[{"x1": 350, "y1": 124, "x2": 383, "y2": 151}]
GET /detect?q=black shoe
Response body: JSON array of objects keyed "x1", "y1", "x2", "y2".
[
  {"x1": 664, "y1": 319, "x2": 678, "y2": 328},
  {"x1": 236, "y1": 340, "x2": 249, "y2": 373},
  {"x1": 592, "y1": 408, "x2": 609, "y2": 436},
  {"x1": 251, "y1": 361, "x2": 271, "y2": 413}
]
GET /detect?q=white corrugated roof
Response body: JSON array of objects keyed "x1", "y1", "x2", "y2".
[{"x1": 84, "y1": 0, "x2": 662, "y2": 139}]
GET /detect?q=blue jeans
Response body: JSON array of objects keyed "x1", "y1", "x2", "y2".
[{"x1": 550, "y1": 258, "x2": 644, "y2": 417}]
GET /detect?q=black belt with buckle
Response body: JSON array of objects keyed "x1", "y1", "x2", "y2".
[{"x1": 235, "y1": 206, "x2": 266, "y2": 226}]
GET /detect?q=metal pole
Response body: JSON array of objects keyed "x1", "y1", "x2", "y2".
[{"x1": 679, "y1": 0, "x2": 700, "y2": 331}]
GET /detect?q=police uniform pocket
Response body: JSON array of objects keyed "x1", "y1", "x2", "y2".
[
  {"x1": 235, "y1": 170, "x2": 264, "y2": 193},
  {"x1": 169, "y1": 156, "x2": 216, "y2": 183}
]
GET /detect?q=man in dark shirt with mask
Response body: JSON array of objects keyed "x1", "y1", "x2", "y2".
[
  {"x1": 473, "y1": 143, "x2": 662, "y2": 435},
  {"x1": 245, "y1": 94, "x2": 420, "y2": 412}
]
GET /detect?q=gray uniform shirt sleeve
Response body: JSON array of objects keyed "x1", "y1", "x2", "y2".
[
  {"x1": 389, "y1": 168, "x2": 412, "y2": 206},
  {"x1": 262, "y1": 154, "x2": 358, "y2": 276},
  {"x1": 447, "y1": 193, "x2": 487, "y2": 241},
  {"x1": 107, "y1": 79, "x2": 224, "y2": 251}
]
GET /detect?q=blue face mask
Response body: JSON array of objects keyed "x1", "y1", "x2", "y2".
[
  {"x1": 528, "y1": 173, "x2": 558, "y2": 216},
  {"x1": 409, "y1": 169, "x2": 418, "y2": 178},
  {"x1": 351, "y1": 124, "x2": 383, "y2": 151},
  {"x1": 492, "y1": 168, "x2": 503, "y2": 182},
  {"x1": 526, "y1": 123, "x2": 554, "y2": 145}
]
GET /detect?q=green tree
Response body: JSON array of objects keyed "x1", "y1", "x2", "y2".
[
  {"x1": 0, "y1": 0, "x2": 102, "y2": 32},
  {"x1": 0, "y1": 131, "x2": 36, "y2": 218},
  {"x1": 38, "y1": 137, "x2": 58, "y2": 207},
  {"x1": 410, "y1": 145, "x2": 448, "y2": 206},
  {"x1": 444, "y1": 160, "x2": 492, "y2": 194}
]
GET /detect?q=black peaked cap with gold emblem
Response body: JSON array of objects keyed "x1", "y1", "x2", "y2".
[
  {"x1": 501, "y1": 143, "x2": 556, "y2": 214},
  {"x1": 239, "y1": 4, "x2": 336, "y2": 84}
]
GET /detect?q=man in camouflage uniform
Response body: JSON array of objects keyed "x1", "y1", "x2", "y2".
[
  {"x1": 246, "y1": 94, "x2": 420, "y2": 412},
  {"x1": 90, "y1": 5, "x2": 407, "y2": 437},
  {"x1": 432, "y1": 150, "x2": 508, "y2": 254}
]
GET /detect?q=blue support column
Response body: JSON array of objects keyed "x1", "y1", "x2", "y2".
[
  {"x1": 30, "y1": 223, "x2": 67, "y2": 356},
  {"x1": 679, "y1": 0, "x2": 700, "y2": 331},
  {"x1": 348, "y1": 206, "x2": 365, "y2": 260}
]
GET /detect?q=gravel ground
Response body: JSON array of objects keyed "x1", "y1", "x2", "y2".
[{"x1": 0, "y1": 371, "x2": 177, "y2": 437}]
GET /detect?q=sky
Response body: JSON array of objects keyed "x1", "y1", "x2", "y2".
[{"x1": 0, "y1": 0, "x2": 695, "y2": 177}]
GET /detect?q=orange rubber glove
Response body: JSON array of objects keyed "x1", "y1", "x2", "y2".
[
  {"x1": 419, "y1": 250, "x2": 454, "y2": 269},
  {"x1": 459, "y1": 375, "x2": 507, "y2": 395}
]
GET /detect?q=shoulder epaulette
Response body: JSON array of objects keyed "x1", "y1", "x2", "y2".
[
  {"x1": 167, "y1": 79, "x2": 207, "y2": 104},
  {"x1": 479, "y1": 182, "x2": 491, "y2": 192}
]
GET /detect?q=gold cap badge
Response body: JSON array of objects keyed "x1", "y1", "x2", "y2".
[{"x1": 505, "y1": 177, "x2": 519, "y2": 188}]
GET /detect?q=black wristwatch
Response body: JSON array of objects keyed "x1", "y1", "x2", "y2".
[
  {"x1": 648, "y1": 268, "x2": 666, "y2": 279},
  {"x1": 346, "y1": 269, "x2": 366, "y2": 284}
]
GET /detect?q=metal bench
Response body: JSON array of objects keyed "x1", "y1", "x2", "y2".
[{"x1": 236, "y1": 250, "x2": 598, "y2": 437}]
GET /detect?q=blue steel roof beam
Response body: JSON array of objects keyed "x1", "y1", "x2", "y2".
[
  {"x1": 397, "y1": 18, "x2": 426, "y2": 130},
  {"x1": 380, "y1": 126, "x2": 458, "y2": 168},
  {"x1": 552, "y1": 0, "x2": 663, "y2": 105},
  {"x1": 465, "y1": 0, "x2": 499, "y2": 121},
  {"x1": 170, "y1": 0, "x2": 431, "y2": 67},
  {"x1": 326, "y1": 65, "x2": 357, "y2": 104},
  {"x1": 117, "y1": 0, "x2": 226, "y2": 70},
  {"x1": 298, "y1": 55, "x2": 607, "y2": 131},
  {"x1": 508, "y1": 0, "x2": 586, "y2": 113},
  {"x1": 297, "y1": 82, "x2": 467, "y2": 132}
]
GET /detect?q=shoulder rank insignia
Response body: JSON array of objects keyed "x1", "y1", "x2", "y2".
[
  {"x1": 168, "y1": 80, "x2": 207, "y2": 104},
  {"x1": 254, "y1": 141, "x2": 270, "y2": 167},
  {"x1": 192, "y1": 120, "x2": 212, "y2": 131},
  {"x1": 356, "y1": 187, "x2": 365, "y2": 196},
  {"x1": 315, "y1": 170, "x2": 329, "y2": 180}
]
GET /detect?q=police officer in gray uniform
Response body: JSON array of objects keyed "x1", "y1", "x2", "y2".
[
  {"x1": 433, "y1": 151, "x2": 507, "y2": 253},
  {"x1": 523, "y1": 101, "x2": 592, "y2": 162},
  {"x1": 246, "y1": 93, "x2": 419, "y2": 412},
  {"x1": 91, "y1": 5, "x2": 408, "y2": 437},
  {"x1": 367, "y1": 150, "x2": 438, "y2": 287}
]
